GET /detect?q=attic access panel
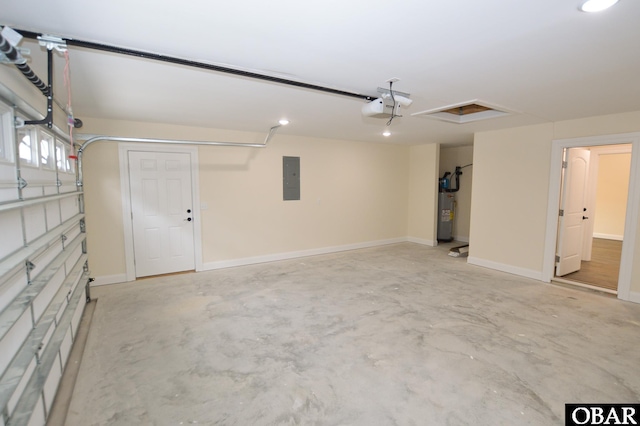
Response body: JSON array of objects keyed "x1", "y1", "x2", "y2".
[{"x1": 412, "y1": 100, "x2": 516, "y2": 124}]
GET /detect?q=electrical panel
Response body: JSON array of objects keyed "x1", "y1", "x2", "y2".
[{"x1": 283, "y1": 156, "x2": 300, "y2": 201}]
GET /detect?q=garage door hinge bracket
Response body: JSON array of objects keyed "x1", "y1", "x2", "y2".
[
  {"x1": 80, "y1": 218, "x2": 86, "y2": 232},
  {"x1": 18, "y1": 177, "x2": 28, "y2": 189},
  {"x1": 25, "y1": 260, "x2": 36, "y2": 272}
]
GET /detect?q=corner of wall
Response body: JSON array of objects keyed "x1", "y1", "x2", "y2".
[{"x1": 408, "y1": 144, "x2": 439, "y2": 242}]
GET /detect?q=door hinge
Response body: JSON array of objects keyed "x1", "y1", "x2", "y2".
[
  {"x1": 562, "y1": 161, "x2": 568, "y2": 169},
  {"x1": 555, "y1": 255, "x2": 560, "y2": 263},
  {"x1": 559, "y1": 209, "x2": 564, "y2": 217}
]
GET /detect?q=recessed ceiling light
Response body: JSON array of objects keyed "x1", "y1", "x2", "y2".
[
  {"x1": 279, "y1": 119, "x2": 289, "y2": 126},
  {"x1": 382, "y1": 130, "x2": 391, "y2": 137},
  {"x1": 579, "y1": 0, "x2": 619, "y2": 12}
]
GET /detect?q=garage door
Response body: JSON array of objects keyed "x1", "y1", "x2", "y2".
[{"x1": 0, "y1": 92, "x2": 90, "y2": 425}]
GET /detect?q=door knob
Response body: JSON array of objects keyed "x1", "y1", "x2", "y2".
[
  {"x1": 187, "y1": 209, "x2": 191, "y2": 213},
  {"x1": 185, "y1": 217, "x2": 192, "y2": 221}
]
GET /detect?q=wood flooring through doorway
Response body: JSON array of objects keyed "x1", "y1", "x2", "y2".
[{"x1": 562, "y1": 238, "x2": 622, "y2": 291}]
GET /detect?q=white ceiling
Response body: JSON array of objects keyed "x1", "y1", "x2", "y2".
[{"x1": 2, "y1": 0, "x2": 640, "y2": 145}]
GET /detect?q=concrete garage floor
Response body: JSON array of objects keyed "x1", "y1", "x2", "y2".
[{"x1": 63, "y1": 243, "x2": 640, "y2": 425}]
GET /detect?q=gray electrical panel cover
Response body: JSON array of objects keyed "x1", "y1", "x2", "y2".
[{"x1": 283, "y1": 156, "x2": 300, "y2": 200}]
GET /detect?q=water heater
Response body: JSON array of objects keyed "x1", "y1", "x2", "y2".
[{"x1": 437, "y1": 192, "x2": 455, "y2": 242}]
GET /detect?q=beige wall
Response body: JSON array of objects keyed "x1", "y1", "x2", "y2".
[
  {"x1": 83, "y1": 142, "x2": 127, "y2": 279},
  {"x1": 81, "y1": 118, "x2": 412, "y2": 277},
  {"x1": 470, "y1": 123, "x2": 554, "y2": 274},
  {"x1": 471, "y1": 110, "x2": 640, "y2": 297},
  {"x1": 0, "y1": 65, "x2": 68, "y2": 131},
  {"x1": 594, "y1": 153, "x2": 631, "y2": 238},
  {"x1": 439, "y1": 145, "x2": 473, "y2": 241},
  {"x1": 408, "y1": 144, "x2": 439, "y2": 245}
]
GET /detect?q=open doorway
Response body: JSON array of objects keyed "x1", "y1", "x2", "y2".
[
  {"x1": 554, "y1": 144, "x2": 632, "y2": 293},
  {"x1": 543, "y1": 133, "x2": 640, "y2": 303}
]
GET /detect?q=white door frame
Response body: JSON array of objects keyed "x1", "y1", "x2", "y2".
[
  {"x1": 119, "y1": 143, "x2": 203, "y2": 281},
  {"x1": 543, "y1": 132, "x2": 640, "y2": 303}
]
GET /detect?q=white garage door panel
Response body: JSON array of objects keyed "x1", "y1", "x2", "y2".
[
  {"x1": 0, "y1": 85, "x2": 88, "y2": 426},
  {"x1": 60, "y1": 196, "x2": 79, "y2": 222},
  {"x1": 0, "y1": 186, "x2": 18, "y2": 203},
  {"x1": 24, "y1": 204, "x2": 47, "y2": 243},
  {"x1": 32, "y1": 268, "x2": 66, "y2": 323},
  {"x1": 0, "y1": 270, "x2": 28, "y2": 313},
  {"x1": 0, "y1": 210, "x2": 25, "y2": 259},
  {"x1": 59, "y1": 183, "x2": 76, "y2": 194},
  {"x1": 7, "y1": 357, "x2": 37, "y2": 418},
  {"x1": 55, "y1": 295, "x2": 68, "y2": 325},
  {"x1": 0, "y1": 162, "x2": 18, "y2": 203},
  {"x1": 64, "y1": 223, "x2": 81, "y2": 243},
  {"x1": 31, "y1": 243, "x2": 63, "y2": 282},
  {"x1": 19, "y1": 186, "x2": 42, "y2": 199},
  {"x1": 26, "y1": 396, "x2": 45, "y2": 426},
  {"x1": 59, "y1": 326, "x2": 73, "y2": 368},
  {"x1": 37, "y1": 321, "x2": 56, "y2": 361},
  {"x1": 70, "y1": 293, "x2": 86, "y2": 339},
  {"x1": 64, "y1": 245, "x2": 83, "y2": 276},
  {"x1": 0, "y1": 309, "x2": 32, "y2": 374},
  {"x1": 42, "y1": 355, "x2": 62, "y2": 414},
  {"x1": 45, "y1": 200, "x2": 62, "y2": 230},
  {"x1": 59, "y1": 172, "x2": 76, "y2": 188}
]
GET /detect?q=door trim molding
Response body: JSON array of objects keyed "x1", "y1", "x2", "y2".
[
  {"x1": 118, "y1": 143, "x2": 202, "y2": 281},
  {"x1": 543, "y1": 132, "x2": 640, "y2": 302}
]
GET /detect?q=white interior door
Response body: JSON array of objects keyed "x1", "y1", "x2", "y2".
[
  {"x1": 556, "y1": 148, "x2": 590, "y2": 276},
  {"x1": 128, "y1": 151, "x2": 195, "y2": 277}
]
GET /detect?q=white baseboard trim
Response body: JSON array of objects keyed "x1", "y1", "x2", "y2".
[
  {"x1": 593, "y1": 233, "x2": 624, "y2": 241},
  {"x1": 627, "y1": 291, "x2": 640, "y2": 304},
  {"x1": 406, "y1": 237, "x2": 437, "y2": 247},
  {"x1": 201, "y1": 237, "x2": 407, "y2": 271},
  {"x1": 453, "y1": 236, "x2": 470, "y2": 243},
  {"x1": 467, "y1": 256, "x2": 544, "y2": 281},
  {"x1": 92, "y1": 273, "x2": 128, "y2": 286}
]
